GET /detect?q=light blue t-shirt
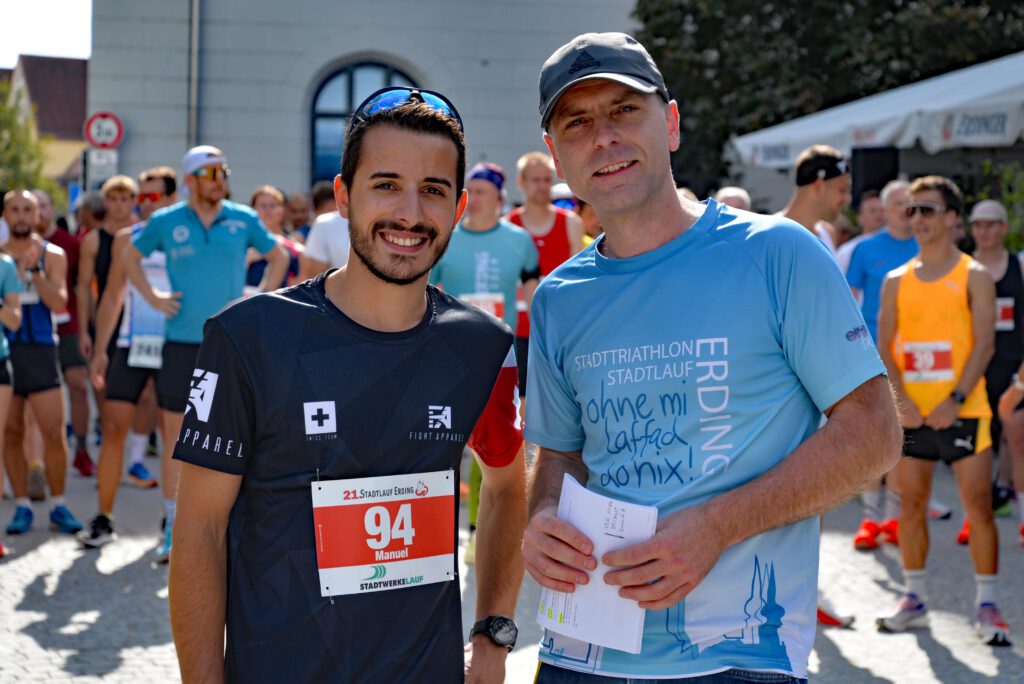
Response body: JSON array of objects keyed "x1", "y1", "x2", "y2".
[
  {"x1": 845, "y1": 228, "x2": 919, "y2": 341},
  {"x1": 132, "y1": 200, "x2": 277, "y2": 343},
  {"x1": 429, "y1": 218, "x2": 538, "y2": 332},
  {"x1": 525, "y1": 199, "x2": 885, "y2": 679},
  {"x1": 0, "y1": 254, "x2": 23, "y2": 359}
]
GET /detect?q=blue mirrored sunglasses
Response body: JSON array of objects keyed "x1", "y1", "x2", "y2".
[{"x1": 351, "y1": 87, "x2": 463, "y2": 132}]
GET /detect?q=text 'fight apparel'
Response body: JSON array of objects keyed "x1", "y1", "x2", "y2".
[
  {"x1": 895, "y1": 253, "x2": 990, "y2": 419},
  {"x1": 845, "y1": 228, "x2": 919, "y2": 341},
  {"x1": 525, "y1": 199, "x2": 884, "y2": 679},
  {"x1": 131, "y1": 200, "x2": 277, "y2": 344},
  {"x1": 173, "y1": 274, "x2": 521, "y2": 682},
  {"x1": 429, "y1": 218, "x2": 539, "y2": 332}
]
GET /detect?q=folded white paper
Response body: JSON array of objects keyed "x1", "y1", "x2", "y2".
[{"x1": 536, "y1": 474, "x2": 658, "y2": 654}]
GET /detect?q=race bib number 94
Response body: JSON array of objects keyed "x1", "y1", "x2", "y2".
[{"x1": 310, "y1": 469, "x2": 455, "y2": 597}]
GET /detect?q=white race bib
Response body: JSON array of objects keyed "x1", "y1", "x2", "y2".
[{"x1": 127, "y1": 334, "x2": 164, "y2": 369}]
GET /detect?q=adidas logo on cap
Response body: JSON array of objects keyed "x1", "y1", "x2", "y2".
[{"x1": 568, "y1": 50, "x2": 601, "y2": 75}]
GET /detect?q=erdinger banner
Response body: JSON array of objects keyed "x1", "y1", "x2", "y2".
[{"x1": 310, "y1": 469, "x2": 456, "y2": 597}]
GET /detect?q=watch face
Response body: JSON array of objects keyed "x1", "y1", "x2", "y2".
[{"x1": 491, "y1": 617, "x2": 518, "y2": 644}]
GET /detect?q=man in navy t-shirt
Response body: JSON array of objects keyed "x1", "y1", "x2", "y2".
[{"x1": 168, "y1": 90, "x2": 527, "y2": 683}]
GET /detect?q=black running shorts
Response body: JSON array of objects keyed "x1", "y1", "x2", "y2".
[
  {"x1": 904, "y1": 418, "x2": 992, "y2": 464},
  {"x1": 105, "y1": 346, "x2": 157, "y2": 404},
  {"x1": 10, "y1": 344, "x2": 61, "y2": 397},
  {"x1": 157, "y1": 342, "x2": 200, "y2": 413}
]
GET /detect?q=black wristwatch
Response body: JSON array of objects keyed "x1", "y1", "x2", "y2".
[
  {"x1": 950, "y1": 390, "x2": 966, "y2": 405},
  {"x1": 26, "y1": 266, "x2": 41, "y2": 274},
  {"x1": 469, "y1": 615, "x2": 517, "y2": 652}
]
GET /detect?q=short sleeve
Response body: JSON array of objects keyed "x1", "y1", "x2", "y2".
[
  {"x1": 467, "y1": 343, "x2": 522, "y2": 467},
  {"x1": 304, "y1": 221, "x2": 329, "y2": 262},
  {"x1": 173, "y1": 318, "x2": 255, "y2": 475},
  {"x1": 132, "y1": 218, "x2": 163, "y2": 257},
  {"x1": 248, "y1": 214, "x2": 278, "y2": 254},
  {"x1": 773, "y1": 227, "x2": 885, "y2": 413},
  {"x1": 1, "y1": 258, "x2": 22, "y2": 296},
  {"x1": 846, "y1": 241, "x2": 868, "y2": 290},
  {"x1": 524, "y1": 286, "x2": 586, "y2": 451}
]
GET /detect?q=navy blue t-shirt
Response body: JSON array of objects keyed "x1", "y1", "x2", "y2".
[{"x1": 174, "y1": 273, "x2": 516, "y2": 682}]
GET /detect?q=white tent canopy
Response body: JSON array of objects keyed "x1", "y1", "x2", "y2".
[{"x1": 732, "y1": 51, "x2": 1024, "y2": 169}]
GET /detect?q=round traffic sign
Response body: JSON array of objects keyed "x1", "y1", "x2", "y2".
[{"x1": 84, "y1": 111, "x2": 124, "y2": 149}]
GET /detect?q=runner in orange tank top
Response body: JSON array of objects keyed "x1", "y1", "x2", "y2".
[{"x1": 876, "y1": 175, "x2": 1011, "y2": 646}]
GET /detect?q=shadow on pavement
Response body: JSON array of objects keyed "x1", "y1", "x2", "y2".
[
  {"x1": 15, "y1": 538, "x2": 172, "y2": 678},
  {"x1": 814, "y1": 629, "x2": 893, "y2": 683}
]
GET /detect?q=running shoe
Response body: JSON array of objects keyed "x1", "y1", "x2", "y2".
[
  {"x1": 125, "y1": 462, "x2": 158, "y2": 489},
  {"x1": 78, "y1": 514, "x2": 116, "y2": 548},
  {"x1": 27, "y1": 462, "x2": 47, "y2": 501},
  {"x1": 5, "y1": 506, "x2": 32, "y2": 535},
  {"x1": 1018, "y1": 522, "x2": 1024, "y2": 548},
  {"x1": 0, "y1": 541, "x2": 7, "y2": 558},
  {"x1": 853, "y1": 519, "x2": 881, "y2": 551},
  {"x1": 927, "y1": 498, "x2": 952, "y2": 520},
  {"x1": 976, "y1": 602, "x2": 1012, "y2": 646},
  {"x1": 817, "y1": 595, "x2": 855, "y2": 628},
  {"x1": 880, "y1": 518, "x2": 899, "y2": 546},
  {"x1": 957, "y1": 518, "x2": 970, "y2": 545},
  {"x1": 992, "y1": 484, "x2": 1014, "y2": 514},
  {"x1": 49, "y1": 505, "x2": 83, "y2": 534},
  {"x1": 73, "y1": 448, "x2": 95, "y2": 477},
  {"x1": 155, "y1": 523, "x2": 173, "y2": 564},
  {"x1": 877, "y1": 594, "x2": 929, "y2": 633},
  {"x1": 464, "y1": 533, "x2": 476, "y2": 565}
]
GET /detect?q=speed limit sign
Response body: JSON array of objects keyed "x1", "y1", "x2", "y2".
[{"x1": 84, "y1": 111, "x2": 124, "y2": 149}]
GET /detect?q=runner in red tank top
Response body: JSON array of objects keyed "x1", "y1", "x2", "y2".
[{"x1": 505, "y1": 152, "x2": 583, "y2": 395}]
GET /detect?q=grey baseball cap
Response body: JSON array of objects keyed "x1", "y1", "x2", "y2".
[{"x1": 539, "y1": 32, "x2": 669, "y2": 129}]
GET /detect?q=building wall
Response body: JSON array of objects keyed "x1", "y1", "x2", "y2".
[{"x1": 89, "y1": 0, "x2": 635, "y2": 202}]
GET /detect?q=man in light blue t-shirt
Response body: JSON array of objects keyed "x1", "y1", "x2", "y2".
[
  {"x1": 522, "y1": 33, "x2": 902, "y2": 683},
  {"x1": 430, "y1": 161, "x2": 538, "y2": 564},
  {"x1": 123, "y1": 145, "x2": 288, "y2": 562}
]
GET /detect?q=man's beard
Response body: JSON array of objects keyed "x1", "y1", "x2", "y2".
[
  {"x1": 9, "y1": 222, "x2": 33, "y2": 238},
  {"x1": 349, "y1": 218, "x2": 450, "y2": 286}
]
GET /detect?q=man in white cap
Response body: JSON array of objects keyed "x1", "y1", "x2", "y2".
[
  {"x1": 121, "y1": 145, "x2": 287, "y2": 561},
  {"x1": 521, "y1": 32, "x2": 900, "y2": 682},
  {"x1": 970, "y1": 199, "x2": 1023, "y2": 530}
]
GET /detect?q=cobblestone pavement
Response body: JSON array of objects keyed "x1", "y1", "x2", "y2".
[{"x1": 2, "y1": 452, "x2": 1022, "y2": 682}]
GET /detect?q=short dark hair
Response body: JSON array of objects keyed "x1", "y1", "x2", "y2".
[
  {"x1": 310, "y1": 181, "x2": 335, "y2": 213},
  {"x1": 341, "y1": 101, "x2": 466, "y2": 198},
  {"x1": 860, "y1": 189, "x2": 880, "y2": 203},
  {"x1": 140, "y1": 166, "x2": 177, "y2": 196},
  {"x1": 909, "y1": 175, "x2": 963, "y2": 216}
]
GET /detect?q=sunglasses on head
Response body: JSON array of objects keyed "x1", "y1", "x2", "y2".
[
  {"x1": 352, "y1": 87, "x2": 463, "y2": 132},
  {"x1": 193, "y1": 166, "x2": 230, "y2": 180},
  {"x1": 138, "y1": 191, "x2": 164, "y2": 202},
  {"x1": 905, "y1": 202, "x2": 945, "y2": 218}
]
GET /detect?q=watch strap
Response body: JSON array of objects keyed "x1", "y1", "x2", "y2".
[
  {"x1": 950, "y1": 390, "x2": 966, "y2": 404},
  {"x1": 470, "y1": 616, "x2": 516, "y2": 652}
]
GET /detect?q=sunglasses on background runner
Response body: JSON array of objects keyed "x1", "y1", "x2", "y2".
[
  {"x1": 905, "y1": 202, "x2": 946, "y2": 217},
  {"x1": 351, "y1": 87, "x2": 464, "y2": 132},
  {"x1": 137, "y1": 192, "x2": 165, "y2": 202},
  {"x1": 192, "y1": 166, "x2": 230, "y2": 180}
]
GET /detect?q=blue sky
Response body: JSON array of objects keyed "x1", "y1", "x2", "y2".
[{"x1": 0, "y1": 0, "x2": 91, "y2": 69}]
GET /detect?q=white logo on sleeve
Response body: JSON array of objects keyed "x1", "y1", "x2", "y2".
[
  {"x1": 172, "y1": 225, "x2": 190, "y2": 243},
  {"x1": 428, "y1": 405, "x2": 451, "y2": 430},
  {"x1": 186, "y1": 369, "x2": 219, "y2": 422},
  {"x1": 304, "y1": 401, "x2": 337, "y2": 435}
]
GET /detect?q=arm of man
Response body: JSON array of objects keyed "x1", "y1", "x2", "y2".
[
  {"x1": 90, "y1": 231, "x2": 132, "y2": 390},
  {"x1": 566, "y1": 212, "x2": 585, "y2": 257},
  {"x1": 299, "y1": 221, "x2": 330, "y2": 280},
  {"x1": 924, "y1": 264, "x2": 996, "y2": 430},
  {"x1": 257, "y1": 242, "x2": 288, "y2": 293},
  {"x1": 603, "y1": 375, "x2": 901, "y2": 609},
  {"x1": 0, "y1": 291, "x2": 21, "y2": 330},
  {"x1": 76, "y1": 231, "x2": 97, "y2": 358},
  {"x1": 123, "y1": 243, "x2": 180, "y2": 318},
  {"x1": 169, "y1": 462, "x2": 242, "y2": 684},
  {"x1": 521, "y1": 447, "x2": 596, "y2": 593},
  {"x1": 877, "y1": 269, "x2": 921, "y2": 428},
  {"x1": 36, "y1": 243, "x2": 68, "y2": 313}
]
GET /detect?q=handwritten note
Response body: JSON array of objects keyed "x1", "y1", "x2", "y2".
[{"x1": 536, "y1": 474, "x2": 658, "y2": 654}]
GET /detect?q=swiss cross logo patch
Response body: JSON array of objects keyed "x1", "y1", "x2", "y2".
[{"x1": 304, "y1": 401, "x2": 337, "y2": 435}]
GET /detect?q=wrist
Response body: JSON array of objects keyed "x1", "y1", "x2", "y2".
[{"x1": 949, "y1": 390, "x2": 966, "y2": 405}]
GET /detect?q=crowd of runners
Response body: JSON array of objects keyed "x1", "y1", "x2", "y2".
[{"x1": 0, "y1": 30, "x2": 1020, "y2": 683}]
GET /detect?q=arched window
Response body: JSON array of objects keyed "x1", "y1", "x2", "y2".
[{"x1": 311, "y1": 62, "x2": 418, "y2": 183}]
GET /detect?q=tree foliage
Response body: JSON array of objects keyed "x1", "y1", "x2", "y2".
[
  {"x1": 634, "y1": 0, "x2": 1024, "y2": 194},
  {"x1": 0, "y1": 80, "x2": 64, "y2": 205}
]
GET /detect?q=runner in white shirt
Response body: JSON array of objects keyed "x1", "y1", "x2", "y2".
[{"x1": 300, "y1": 212, "x2": 350, "y2": 278}]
